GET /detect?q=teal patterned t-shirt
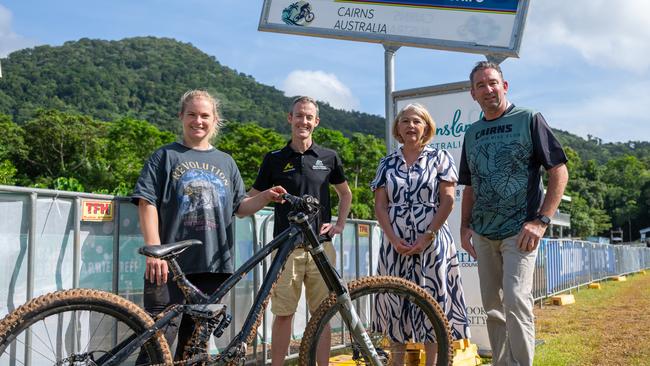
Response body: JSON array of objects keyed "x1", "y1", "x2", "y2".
[{"x1": 458, "y1": 105, "x2": 567, "y2": 240}]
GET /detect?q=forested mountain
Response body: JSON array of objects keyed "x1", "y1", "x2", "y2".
[
  {"x1": 0, "y1": 36, "x2": 648, "y2": 239},
  {"x1": 1, "y1": 36, "x2": 647, "y2": 163},
  {"x1": 554, "y1": 129, "x2": 650, "y2": 165},
  {"x1": 0, "y1": 37, "x2": 384, "y2": 137}
]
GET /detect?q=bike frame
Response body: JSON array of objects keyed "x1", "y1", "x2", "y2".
[{"x1": 103, "y1": 206, "x2": 383, "y2": 365}]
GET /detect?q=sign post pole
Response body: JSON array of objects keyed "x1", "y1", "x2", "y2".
[{"x1": 384, "y1": 44, "x2": 399, "y2": 153}]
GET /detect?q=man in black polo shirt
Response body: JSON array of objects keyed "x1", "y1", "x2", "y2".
[{"x1": 250, "y1": 96, "x2": 352, "y2": 366}]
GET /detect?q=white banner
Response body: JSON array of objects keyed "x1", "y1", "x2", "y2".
[
  {"x1": 260, "y1": 0, "x2": 529, "y2": 56},
  {"x1": 394, "y1": 81, "x2": 491, "y2": 352}
]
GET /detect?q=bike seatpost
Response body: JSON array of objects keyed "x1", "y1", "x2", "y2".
[{"x1": 167, "y1": 258, "x2": 209, "y2": 304}]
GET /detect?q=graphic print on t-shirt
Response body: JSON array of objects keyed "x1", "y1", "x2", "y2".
[
  {"x1": 469, "y1": 141, "x2": 529, "y2": 235},
  {"x1": 176, "y1": 168, "x2": 228, "y2": 232}
]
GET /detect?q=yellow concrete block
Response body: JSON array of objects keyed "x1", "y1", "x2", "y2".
[
  {"x1": 551, "y1": 294, "x2": 576, "y2": 306},
  {"x1": 588, "y1": 283, "x2": 601, "y2": 289},
  {"x1": 453, "y1": 338, "x2": 471, "y2": 350},
  {"x1": 406, "y1": 342, "x2": 424, "y2": 350},
  {"x1": 328, "y1": 354, "x2": 356, "y2": 365},
  {"x1": 612, "y1": 275, "x2": 627, "y2": 282},
  {"x1": 332, "y1": 341, "x2": 482, "y2": 366},
  {"x1": 405, "y1": 349, "x2": 423, "y2": 365},
  {"x1": 452, "y1": 340, "x2": 482, "y2": 366}
]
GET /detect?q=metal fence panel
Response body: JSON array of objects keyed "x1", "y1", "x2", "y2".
[{"x1": 3, "y1": 186, "x2": 650, "y2": 365}]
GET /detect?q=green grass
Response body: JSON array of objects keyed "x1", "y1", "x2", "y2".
[{"x1": 533, "y1": 273, "x2": 650, "y2": 366}]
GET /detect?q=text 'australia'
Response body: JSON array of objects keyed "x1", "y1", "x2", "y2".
[{"x1": 334, "y1": 20, "x2": 387, "y2": 33}]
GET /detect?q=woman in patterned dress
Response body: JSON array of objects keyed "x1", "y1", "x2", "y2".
[{"x1": 371, "y1": 103, "x2": 470, "y2": 365}]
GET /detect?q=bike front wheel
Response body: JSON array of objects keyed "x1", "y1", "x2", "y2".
[
  {"x1": 0, "y1": 288, "x2": 173, "y2": 366},
  {"x1": 299, "y1": 276, "x2": 452, "y2": 366}
]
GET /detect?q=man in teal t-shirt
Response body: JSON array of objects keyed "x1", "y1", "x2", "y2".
[{"x1": 458, "y1": 61, "x2": 568, "y2": 366}]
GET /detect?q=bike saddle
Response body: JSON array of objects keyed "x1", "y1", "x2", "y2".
[{"x1": 138, "y1": 239, "x2": 202, "y2": 259}]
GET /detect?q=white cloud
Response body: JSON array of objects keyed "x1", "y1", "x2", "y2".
[
  {"x1": 544, "y1": 81, "x2": 650, "y2": 142},
  {"x1": 524, "y1": 0, "x2": 650, "y2": 73},
  {"x1": 282, "y1": 70, "x2": 360, "y2": 111},
  {"x1": 0, "y1": 5, "x2": 36, "y2": 57}
]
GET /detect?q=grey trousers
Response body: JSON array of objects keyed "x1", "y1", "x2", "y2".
[{"x1": 473, "y1": 233, "x2": 537, "y2": 366}]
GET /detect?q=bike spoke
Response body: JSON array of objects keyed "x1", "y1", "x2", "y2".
[
  {"x1": 11, "y1": 332, "x2": 58, "y2": 364},
  {"x1": 299, "y1": 277, "x2": 452, "y2": 365},
  {"x1": 84, "y1": 311, "x2": 116, "y2": 355},
  {"x1": 35, "y1": 317, "x2": 58, "y2": 360}
]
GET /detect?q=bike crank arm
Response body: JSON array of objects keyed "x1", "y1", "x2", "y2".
[{"x1": 337, "y1": 292, "x2": 384, "y2": 366}]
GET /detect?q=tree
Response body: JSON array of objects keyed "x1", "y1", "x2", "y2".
[
  {"x1": 22, "y1": 109, "x2": 108, "y2": 191},
  {"x1": 105, "y1": 117, "x2": 175, "y2": 193},
  {"x1": 313, "y1": 128, "x2": 352, "y2": 162},
  {"x1": 602, "y1": 156, "x2": 650, "y2": 240},
  {"x1": 312, "y1": 129, "x2": 386, "y2": 219},
  {"x1": 0, "y1": 114, "x2": 27, "y2": 185},
  {"x1": 0, "y1": 114, "x2": 28, "y2": 163},
  {"x1": 0, "y1": 160, "x2": 17, "y2": 185},
  {"x1": 347, "y1": 133, "x2": 385, "y2": 189},
  {"x1": 215, "y1": 122, "x2": 285, "y2": 188}
]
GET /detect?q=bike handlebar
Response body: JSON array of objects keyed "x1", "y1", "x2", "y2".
[{"x1": 281, "y1": 193, "x2": 320, "y2": 215}]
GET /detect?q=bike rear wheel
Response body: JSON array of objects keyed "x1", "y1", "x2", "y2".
[
  {"x1": 0, "y1": 288, "x2": 172, "y2": 366},
  {"x1": 299, "y1": 276, "x2": 452, "y2": 365}
]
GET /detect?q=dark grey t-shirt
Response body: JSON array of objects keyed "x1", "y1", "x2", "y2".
[{"x1": 132, "y1": 142, "x2": 246, "y2": 274}]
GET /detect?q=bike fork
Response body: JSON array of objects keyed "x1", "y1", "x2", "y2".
[{"x1": 337, "y1": 292, "x2": 384, "y2": 366}]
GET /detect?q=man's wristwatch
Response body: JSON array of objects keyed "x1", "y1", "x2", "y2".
[
  {"x1": 424, "y1": 229, "x2": 437, "y2": 242},
  {"x1": 534, "y1": 213, "x2": 551, "y2": 226}
]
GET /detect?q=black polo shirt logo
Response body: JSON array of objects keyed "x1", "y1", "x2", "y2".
[
  {"x1": 283, "y1": 162, "x2": 295, "y2": 172},
  {"x1": 312, "y1": 159, "x2": 328, "y2": 171}
]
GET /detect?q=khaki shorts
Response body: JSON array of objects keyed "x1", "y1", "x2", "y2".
[{"x1": 271, "y1": 241, "x2": 336, "y2": 316}]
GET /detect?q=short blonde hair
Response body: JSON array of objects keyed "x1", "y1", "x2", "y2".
[
  {"x1": 179, "y1": 90, "x2": 223, "y2": 139},
  {"x1": 392, "y1": 103, "x2": 436, "y2": 147}
]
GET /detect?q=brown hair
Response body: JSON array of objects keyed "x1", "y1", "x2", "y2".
[
  {"x1": 469, "y1": 61, "x2": 504, "y2": 85},
  {"x1": 289, "y1": 96, "x2": 319, "y2": 117}
]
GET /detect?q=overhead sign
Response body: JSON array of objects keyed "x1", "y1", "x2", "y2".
[
  {"x1": 394, "y1": 81, "x2": 491, "y2": 351},
  {"x1": 259, "y1": 0, "x2": 530, "y2": 56}
]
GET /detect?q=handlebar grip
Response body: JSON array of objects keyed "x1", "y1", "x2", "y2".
[
  {"x1": 282, "y1": 193, "x2": 320, "y2": 207},
  {"x1": 282, "y1": 193, "x2": 300, "y2": 205},
  {"x1": 318, "y1": 233, "x2": 333, "y2": 243}
]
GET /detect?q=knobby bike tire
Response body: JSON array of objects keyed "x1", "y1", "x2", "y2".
[
  {"x1": 298, "y1": 276, "x2": 452, "y2": 366},
  {"x1": 0, "y1": 288, "x2": 173, "y2": 365}
]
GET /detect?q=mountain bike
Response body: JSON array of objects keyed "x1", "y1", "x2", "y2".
[{"x1": 0, "y1": 193, "x2": 452, "y2": 365}]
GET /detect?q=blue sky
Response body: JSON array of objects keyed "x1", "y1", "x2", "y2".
[{"x1": 1, "y1": 0, "x2": 648, "y2": 143}]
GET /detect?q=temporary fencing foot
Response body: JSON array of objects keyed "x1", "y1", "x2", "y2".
[{"x1": 551, "y1": 294, "x2": 576, "y2": 306}]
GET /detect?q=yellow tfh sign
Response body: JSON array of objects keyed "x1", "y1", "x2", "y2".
[
  {"x1": 358, "y1": 224, "x2": 369, "y2": 237},
  {"x1": 81, "y1": 199, "x2": 114, "y2": 222}
]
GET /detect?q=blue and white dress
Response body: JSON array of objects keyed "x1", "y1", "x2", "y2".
[{"x1": 370, "y1": 145, "x2": 470, "y2": 342}]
